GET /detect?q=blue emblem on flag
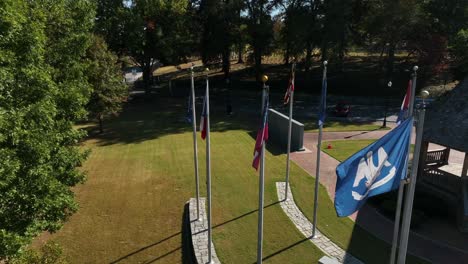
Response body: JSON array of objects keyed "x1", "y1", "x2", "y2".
[{"x1": 334, "y1": 118, "x2": 413, "y2": 217}]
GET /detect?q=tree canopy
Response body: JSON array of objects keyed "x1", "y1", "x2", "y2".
[{"x1": 0, "y1": 0, "x2": 95, "y2": 258}]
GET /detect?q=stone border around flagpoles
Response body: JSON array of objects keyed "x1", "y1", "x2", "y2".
[
  {"x1": 189, "y1": 198, "x2": 221, "y2": 264},
  {"x1": 276, "y1": 182, "x2": 363, "y2": 264}
]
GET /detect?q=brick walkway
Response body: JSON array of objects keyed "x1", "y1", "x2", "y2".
[
  {"x1": 290, "y1": 130, "x2": 468, "y2": 264},
  {"x1": 276, "y1": 182, "x2": 362, "y2": 264},
  {"x1": 189, "y1": 198, "x2": 221, "y2": 264}
]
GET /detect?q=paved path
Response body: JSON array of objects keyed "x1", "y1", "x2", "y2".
[
  {"x1": 290, "y1": 130, "x2": 468, "y2": 264},
  {"x1": 189, "y1": 198, "x2": 221, "y2": 264},
  {"x1": 276, "y1": 182, "x2": 362, "y2": 264}
]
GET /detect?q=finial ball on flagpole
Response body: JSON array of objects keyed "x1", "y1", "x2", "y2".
[
  {"x1": 323, "y1": 60, "x2": 328, "y2": 66},
  {"x1": 421, "y1": 90, "x2": 430, "y2": 98},
  {"x1": 261, "y1": 75, "x2": 268, "y2": 83},
  {"x1": 413, "y1": 66, "x2": 419, "y2": 71},
  {"x1": 205, "y1": 68, "x2": 209, "y2": 72},
  {"x1": 388, "y1": 81, "x2": 392, "y2": 87}
]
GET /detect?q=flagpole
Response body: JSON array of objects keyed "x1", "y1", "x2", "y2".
[
  {"x1": 205, "y1": 69, "x2": 213, "y2": 264},
  {"x1": 312, "y1": 61, "x2": 327, "y2": 238},
  {"x1": 390, "y1": 68, "x2": 418, "y2": 263},
  {"x1": 190, "y1": 65, "x2": 200, "y2": 220},
  {"x1": 284, "y1": 61, "x2": 296, "y2": 200},
  {"x1": 257, "y1": 75, "x2": 269, "y2": 264},
  {"x1": 397, "y1": 66, "x2": 423, "y2": 264}
]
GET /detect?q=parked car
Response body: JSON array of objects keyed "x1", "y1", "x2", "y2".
[{"x1": 334, "y1": 101, "x2": 351, "y2": 117}]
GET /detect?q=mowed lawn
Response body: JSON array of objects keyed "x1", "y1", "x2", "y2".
[
  {"x1": 34, "y1": 96, "x2": 425, "y2": 263},
  {"x1": 34, "y1": 96, "x2": 323, "y2": 263},
  {"x1": 303, "y1": 121, "x2": 388, "y2": 132},
  {"x1": 321, "y1": 139, "x2": 377, "y2": 161}
]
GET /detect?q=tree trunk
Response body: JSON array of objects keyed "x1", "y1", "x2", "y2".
[
  {"x1": 222, "y1": 47, "x2": 231, "y2": 80},
  {"x1": 338, "y1": 28, "x2": 346, "y2": 72},
  {"x1": 98, "y1": 115, "x2": 103, "y2": 134},
  {"x1": 386, "y1": 42, "x2": 396, "y2": 79},
  {"x1": 284, "y1": 40, "x2": 290, "y2": 65},
  {"x1": 237, "y1": 44, "x2": 244, "y2": 63},
  {"x1": 305, "y1": 41, "x2": 313, "y2": 72},
  {"x1": 142, "y1": 60, "x2": 152, "y2": 93},
  {"x1": 254, "y1": 45, "x2": 262, "y2": 81}
]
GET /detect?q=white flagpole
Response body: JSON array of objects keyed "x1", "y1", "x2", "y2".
[
  {"x1": 390, "y1": 68, "x2": 419, "y2": 263},
  {"x1": 205, "y1": 69, "x2": 213, "y2": 264},
  {"x1": 190, "y1": 65, "x2": 200, "y2": 220},
  {"x1": 284, "y1": 61, "x2": 296, "y2": 200},
  {"x1": 312, "y1": 61, "x2": 327, "y2": 238},
  {"x1": 257, "y1": 75, "x2": 269, "y2": 264},
  {"x1": 398, "y1": 67, "x2": 425, "y2": 264}
]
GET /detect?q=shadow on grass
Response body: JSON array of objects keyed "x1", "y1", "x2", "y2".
[
  {"x1": 109, "y1": 203, "x2": 195, "y2": 264},
  {"x1": 109, "y1": 202, "x2": 281, "y2": 264},
  {"x1": 85, "y1": 93, "x2": 255, "y2": 146},
  {"x1": 343, "y1": 127, "x2": 389, "y2": 139},
  {"x1": 259, "y1": 238, "x2": 310, "y2": 263}
]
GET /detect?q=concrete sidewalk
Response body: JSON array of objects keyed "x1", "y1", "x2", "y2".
[{"x1": 290, "y1": 130, "x2": 468, "y2": 264}]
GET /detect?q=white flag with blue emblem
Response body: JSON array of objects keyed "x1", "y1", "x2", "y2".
[{"x1": 334, "y1": 118, "x2": 413, "y2": 217}]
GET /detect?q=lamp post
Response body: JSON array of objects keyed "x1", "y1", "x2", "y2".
[{"x1": 383, "y1": 81, "x2": 392, "y2": 128}]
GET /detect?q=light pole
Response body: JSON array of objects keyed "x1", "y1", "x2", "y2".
[{"x1": 383, "y1": 81, "x2": 392, "y2": 128}]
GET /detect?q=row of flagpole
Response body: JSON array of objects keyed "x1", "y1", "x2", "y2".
[{"x1": 189, "y1": 62, "x2": 425, "y2": 264}]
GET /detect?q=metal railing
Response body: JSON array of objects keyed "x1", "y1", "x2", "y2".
[{"x1": 426, "y1": 148, "x2": 450, "y2": 166}]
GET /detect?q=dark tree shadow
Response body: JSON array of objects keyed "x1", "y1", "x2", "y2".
[{"x1": 344, "y1": 187, "x2": 468, "y2": 264}]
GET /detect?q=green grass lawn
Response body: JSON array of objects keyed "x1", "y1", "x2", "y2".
[
  {"x1": 321, "y1": 139, "x2": 377, "y2": 161},
  {"x1": 34, "y1": 97, "x2": 425, "y2": 263},
  {"x1": 322, "y1": 139, "x2": 414, "y2": 162},
  {"x1": 303, "y1": 121, "x2": 389, "y2": 132}
]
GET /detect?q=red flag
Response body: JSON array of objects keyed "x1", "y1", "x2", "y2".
[
  {"x1": 396, "y1": 80, "x2": 412, "y2": 125},
  {"x1": 283, "y1": 76, "x2": 295, "y2": 105},
  {"x1": 200, "y1": 94, "x2": 207, "y2": 139},
  {"x1": 252, "y1": 96, "x2": 269, "y2": 170}
]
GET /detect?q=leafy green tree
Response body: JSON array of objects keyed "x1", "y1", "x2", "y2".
[
  {"x1": 0, "y1": 0, "x2": 94, "y2": 258},
  {"x1": 358, "y1": 0, "x2": 423, "y2": 78},
  {"x1": 122, "y1": 0, "x2": 195, "y2": 91},
  {"x1": 86, "y1": 35, "x2": 128, "y2": 133},
  {"x1": 94, "y1": 0, "x2": 128, "y2": 54},
  {"x1": 199, "y1": 0, "x2": 243, "y2": 79},
  {"x1": 451, "y1": 29, "x2": 468, "y2": 78},
  {"x1": 245, "y1": 0, "x2": 275, "y2": 79}
]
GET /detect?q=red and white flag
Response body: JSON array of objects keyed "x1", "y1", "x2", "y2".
[
  {"x1": 283, "y1": 76, "x2": 295, "y2": 105},
  {"x1": 252, "y1": 96, "x2": 269, "y2": 170},
  {"x1": 396, "y1": 80, "x2": 412, "y2": 125},
  {"x1": 200, "y1": 93, "x2": 208, "y2": 139}
]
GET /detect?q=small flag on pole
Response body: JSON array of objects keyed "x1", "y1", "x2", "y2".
[
  {"x1": 334, "y1": 117, "x2": 413, "y2": 217},
  {"x1": 396, "y1": 80, "x2": 412, "y2": 125},
  {"x1": 318, "y1": 74, "x2": 328, "y2": 126},
  {"x1": 200, "y1": 94, "x2": 208, "y2": 140},
  {"x1": 252, "y1": 95, "x2": 269, "y2": 170},
  {"x1": 283, "y1": 76, "x2": 294, "y2": 105}
]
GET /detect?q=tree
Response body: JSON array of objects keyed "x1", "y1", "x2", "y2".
[
  {"x1": 122, "y1": 0, "x2": 195, "y2": 91},
  {"x1": 360, "y1": 0, "x2": 422, "y2": 78},
  {"x1": 245, "y1": 0, "x2": 275, "y2": 79},
  {"x1": 86, "y1": 35, "x2": 128, "y2": 133},
  {"x1": 94, "y1": 0, "x2": 127, "y2": 54},
  {"x1": 0, "y1": 0, "x2": 94, "y2": 258},
  {"x1": 198, "y1": 0, "x2": 243, "y2": 79}
]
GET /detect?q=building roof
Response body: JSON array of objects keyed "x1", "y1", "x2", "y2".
[{"x1": 423, "y1": 77, "x2": 468, "y2": 152}]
